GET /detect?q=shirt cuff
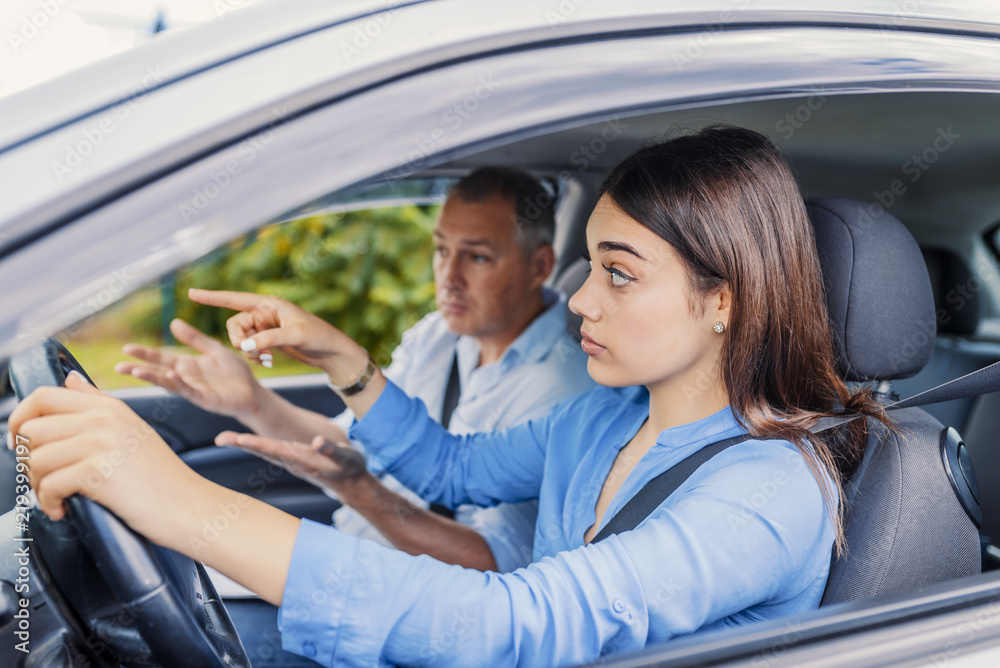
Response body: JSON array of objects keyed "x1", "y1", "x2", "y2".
[
  {"x1": 348, "y1": 379, "x2": 426, "y2": 475},
  {"x1": 278, "y1": 519, "x2": 359, "y2": 666}
]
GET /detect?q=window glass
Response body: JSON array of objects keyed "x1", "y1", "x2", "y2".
[{"x1": 59, "y1": 204, "x2": 440, "y2": 389}]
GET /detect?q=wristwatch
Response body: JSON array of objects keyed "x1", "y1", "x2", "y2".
[{"x1": 329, "y1": 354, "x2": 379, "y2": 397}]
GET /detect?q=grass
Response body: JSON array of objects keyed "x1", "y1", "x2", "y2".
[{"x1": 60, "y1": 338, "x2": 318, "y2": 391}]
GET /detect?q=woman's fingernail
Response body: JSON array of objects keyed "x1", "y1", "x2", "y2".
[
  {"x1": 240, "y1": 338, "x2": 257, "y2": 352},
  {"x1": 6, "y1": 431, "x2": 13, "y2": 451},
  {"x1": 260, "y1": 353, "x2": 273, "y2": 361},
  {"x1": 262, "y1": 358, "x2": 273, "y2": 368},
  {"x1": 68, "y1": 370, "x2": 89, "y2": 384}
]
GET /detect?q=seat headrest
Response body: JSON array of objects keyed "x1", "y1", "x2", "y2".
[
  {"x1": 922, "y1": 247, "x2": 981, "y2": 337},
  {"x1": 807, "y1": 197, "x2": 936, "y2": 382},
  {"x1": 553, "y1": 258, "x2": 589, "y2": 342}
]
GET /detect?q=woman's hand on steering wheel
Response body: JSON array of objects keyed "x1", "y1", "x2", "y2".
[{"x1": 7, "y1": 372, "x2": 204, "y2": 545}]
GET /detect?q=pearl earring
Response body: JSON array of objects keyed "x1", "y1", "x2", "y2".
[{"x1": 713, "y1": 321, "x2": 726, "y2": 334}]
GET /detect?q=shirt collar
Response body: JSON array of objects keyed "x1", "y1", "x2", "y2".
[{"x1": 654, "y1": 405, "x2": 745, "y2": 450}]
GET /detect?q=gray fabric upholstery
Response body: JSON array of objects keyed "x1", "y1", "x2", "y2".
[
  {"x1": 807, "y1": 198, "x2": 936, "y2": 382},
  {"x1": 821, "y1": 409, "x2": 981, "y2": 604},
  {"x1": 554, "y1": 257, "x2": 589, "y2": 342},
  {"x1": 806, "y1": 198, "x2": 982, "y2": 605}
]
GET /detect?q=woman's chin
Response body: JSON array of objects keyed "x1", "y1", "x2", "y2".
[{"x1": 586, "y1": 359, "x2": 635, "y2": 388}]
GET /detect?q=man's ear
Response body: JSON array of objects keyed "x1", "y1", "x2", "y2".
[{"x1": 531, "y1": 245, "x2": 556, "y2": 288}]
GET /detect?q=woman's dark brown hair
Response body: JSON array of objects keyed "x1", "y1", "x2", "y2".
[{"x1": 599, "y1": 125, "x2": 884, "y2": 552}]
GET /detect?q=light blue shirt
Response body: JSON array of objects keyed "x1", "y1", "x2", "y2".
[
  {"x1": 331, "y1": 287, "x2": 594, "y2": 572},
  {"x1": 279, "y1": 383, "x2": 837, "y2": 667}
]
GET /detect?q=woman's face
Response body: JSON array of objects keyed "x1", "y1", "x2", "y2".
[{"x1": 568, "y1": 196, "x2": 730, "y2": 396}]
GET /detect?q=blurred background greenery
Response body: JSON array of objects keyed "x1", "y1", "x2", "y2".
[{"x1": 60, "y1": 205, "x2": 440, "y2": 389}]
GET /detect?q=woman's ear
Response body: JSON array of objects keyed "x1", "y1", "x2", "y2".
[{"x1": 714, "y1": 282, "x2": 733, "y2": 327}]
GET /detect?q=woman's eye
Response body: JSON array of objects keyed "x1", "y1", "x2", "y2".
[{"x1": 602, "y1": 264, "x2": 633, "y2": 288}]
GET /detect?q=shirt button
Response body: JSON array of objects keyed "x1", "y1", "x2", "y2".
[
  {"x1": 612, "y1": 599, "x2": 626, "y2": 614},
  {"x1": 302, "y1": 642, "x2": 317, "y2": 658}
]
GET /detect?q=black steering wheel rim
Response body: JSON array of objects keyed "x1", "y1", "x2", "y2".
[{"x1": 9, "y1": 339, "x2": 250, "y2": 668}]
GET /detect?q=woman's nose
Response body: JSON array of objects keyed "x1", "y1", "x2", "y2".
[{"x1": 568, "y1": 270, "x2": 600, "y2": 322}]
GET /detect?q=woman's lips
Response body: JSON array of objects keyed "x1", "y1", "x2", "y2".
[{"x1": 580, "y1": 331, "x2": 606, "y2": 356}]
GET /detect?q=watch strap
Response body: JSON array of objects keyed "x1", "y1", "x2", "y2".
[{"x1": 329, "y1": 355, "x2": 378, "y2": 397}]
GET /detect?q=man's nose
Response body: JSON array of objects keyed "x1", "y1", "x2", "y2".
[{"x1": 439, "y1": 254, "x2": 465, "y2": 290}]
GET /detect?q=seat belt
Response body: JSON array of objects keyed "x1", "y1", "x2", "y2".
[
  {"x1": 429, "y1": 351, "x2": 461, "y2": 520},
  {"x1": 592, "y1": 434, "x2": 754, "y2": 543},
  {"x1": 440, "y1": 350, "x2": 461, "y2": 430},
  {"x1": 592, "y1": 358, "x2": 1000, "y2": 543}
]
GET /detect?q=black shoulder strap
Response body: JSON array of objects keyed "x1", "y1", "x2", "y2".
[
  {"x1": 591, "y1": 358, "x2": 1000, "y2": 543},
  {"x1": 430, "y1": 351, "x2": 462, "y2": 520},
  {"x1": 440, "y1": 350, "x2": 461, "y2": 430},
  {"x1": 592, "y1": 433, "x2": 754, "y2": 543}
]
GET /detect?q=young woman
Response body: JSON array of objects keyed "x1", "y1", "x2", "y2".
[{"x1": 9, "y1": 126, "x2": 882, "y2": 666}]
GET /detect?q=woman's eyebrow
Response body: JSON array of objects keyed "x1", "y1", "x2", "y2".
[{"x1": 597, "y1": 240, "x2": 648, "y2": 262}]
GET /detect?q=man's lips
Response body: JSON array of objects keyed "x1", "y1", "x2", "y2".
[
  {"x1": 439, "y1": 301, "x2": 469, "y2": 315},
  {"x1": 580, "y1": 331, "x2": 606, "y2": 356}
]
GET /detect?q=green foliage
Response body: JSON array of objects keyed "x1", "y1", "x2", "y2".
[{"x1": 173, "y1": 205, "x2": 440, "y2": 364}]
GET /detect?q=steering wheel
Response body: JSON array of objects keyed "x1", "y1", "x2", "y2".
[{"x1": 8, "y1": 339, "x2": 250, "y2": 668}]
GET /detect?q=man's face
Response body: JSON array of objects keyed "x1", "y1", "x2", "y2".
[{"x1": 433, "y1": 193, "x2": 546, "y2": 340}]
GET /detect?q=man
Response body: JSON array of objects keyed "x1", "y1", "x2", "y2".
[{"x1": 118, "y1": 166, "x2": 594, "y2": 573}]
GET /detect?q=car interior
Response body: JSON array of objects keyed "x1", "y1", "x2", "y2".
[{"x1": 3, "y1": 83, "x2": 1000, "y2": 664}]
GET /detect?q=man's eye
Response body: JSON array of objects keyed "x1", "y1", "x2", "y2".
[
  {"x1": 472, "y1": 254, "x2": 489, "y2": 263},
  {"x1": 602, "y1": 264, "x2": 633, "y2": 288},
  {"x1": 434, "y1": 246, "x2": 446, "y2": 255}
]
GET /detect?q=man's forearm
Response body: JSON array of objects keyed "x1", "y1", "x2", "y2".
[
  {"x1": 239, "y1": 386, "x2": 348, "y2": 444},
  {"x1": 336, "y1": 474, "x2": 498, "y2": 571}
]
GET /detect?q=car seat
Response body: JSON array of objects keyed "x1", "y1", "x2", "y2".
[{"x1": 807, "y1": 197, "x2": 983, "y2": 605}]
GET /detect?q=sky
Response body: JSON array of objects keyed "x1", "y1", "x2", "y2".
[{"x1": 0, "y1": 0, "x2": 265, "y2": 98}]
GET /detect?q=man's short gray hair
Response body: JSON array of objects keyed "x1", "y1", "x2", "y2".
[{"x1": 449, "y1": 167, "x2": 556, "y2": 252}]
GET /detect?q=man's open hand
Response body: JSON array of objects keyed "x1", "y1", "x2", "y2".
[{"x1": 215, "y1": 431, "x2": 367, "y2": 493}]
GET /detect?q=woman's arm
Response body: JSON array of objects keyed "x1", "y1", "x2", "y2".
[
  {"x1": 277, "y1": 441, "x2": 837, "y2": 667},
  {"x1": 208, "y1": 430, "x2": 500, "y2": 570},
  {"x1": 9, "y1": 378, "x2": 834, "y2": 666},
  {"x1": 7, "y1": 373, "x2": 298, "y2": 606}
]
